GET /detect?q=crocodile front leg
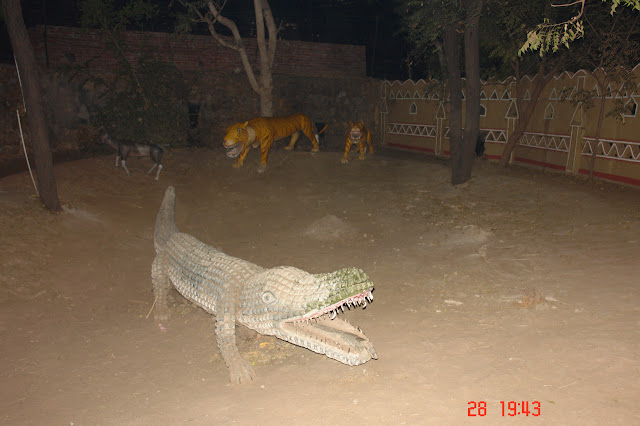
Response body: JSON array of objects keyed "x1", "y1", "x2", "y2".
[{"x1": 215, "y1": 313, "x2": 256, "y2": 384}]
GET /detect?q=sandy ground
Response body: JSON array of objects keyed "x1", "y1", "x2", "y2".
[{"x1": 1, "y1": 146, "x2": 639, "y2": 425}]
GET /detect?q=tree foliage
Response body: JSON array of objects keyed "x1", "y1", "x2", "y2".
[
  {"x1": 400, "y1": 0, "x2": 463, "y2": 79},
  {"x1": 520, "y1": 0, "x2": 640, "y2": 55},
  {"x1": 480, "y1": 0, "x2": 559, "y2": 78},
  {"x1": 77, "y1": 0, "x2": 189, "y2": 145}
]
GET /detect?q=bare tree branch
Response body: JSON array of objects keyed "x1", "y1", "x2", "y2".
[
  {"x1": 260, "y1": 0, "x2": 278, "y2": 67},
  {"x1": 178, "y1": 0, "x2": 261, "y2": 93},
  {"x1": 176, "y1": 0, "x2": 279, "y2": 115}
]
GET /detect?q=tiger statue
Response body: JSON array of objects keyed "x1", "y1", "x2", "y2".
[
  {"x1": 223, "y1": 113, "x2": 327, "y2": 173},
  {"x1": 341, "y1": 121, "x2": 374, "y2": 164}
]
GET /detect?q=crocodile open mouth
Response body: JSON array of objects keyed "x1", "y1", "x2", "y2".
[
  {"x1": 295, "y1": 289, "x2": 373, "y2": 322},
  {"x1": 225, "y1": 141, "x2": 243, "y2": 158},
  {"x1": 280, "y1": 289, "x2": 377, "y2": 365}
]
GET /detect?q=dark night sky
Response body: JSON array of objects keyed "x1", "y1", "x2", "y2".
[{"x1": 2, "y1": 0, "x2": 409, "y2": 79}]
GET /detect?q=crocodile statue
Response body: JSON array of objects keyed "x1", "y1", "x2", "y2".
[{"x1": 152, "y1": 186, "x2": 377, "y2": 384}]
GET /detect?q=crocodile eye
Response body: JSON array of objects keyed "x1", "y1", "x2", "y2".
[{"x1": 261, "y1": 291, "x2": 276, "y2": 305}]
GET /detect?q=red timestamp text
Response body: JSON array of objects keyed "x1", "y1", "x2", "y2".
[{"x1": 467, "y1": 401, "x2": 541, "y2": 417}]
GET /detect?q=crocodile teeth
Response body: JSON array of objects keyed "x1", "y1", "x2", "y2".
[{"x1": 330, "y1": 310, "x2": 337, "y2": 320}]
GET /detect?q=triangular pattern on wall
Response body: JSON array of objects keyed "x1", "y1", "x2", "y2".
[
  {"x1": 520, "y1": 133, "x2": 569, "y2": 152},
  {"x1": 480, "y1": 90, "x2": 487, "y2": 100},
  {"x1": 484, "y1": 130, "x2": 506, "y2": 144},
  {"x1": 592, "y1": 84, "x2": 600, "y2": 97},
  {"x1": 501, "y1": 90, "x2": 511, "y2": 100},
  {"x1": 568, "y1": 86, "x2": 577, "y2": 100},
  {"x1": 505, "y1": 100, "x2": 519, "y2": 119},
  {"x1": 549, "y1": 88, "x2": 558, "y2": 100},
  {"x1": 432, "y1": 92, "x2": 439, "y2": 100},
  {"x1": 523, "y1": 89, "x2": 531, "y2": 100},
  {"x1": 436, "y1": 102, "x2": 446, "y2": 119},
  {"x1": 389, "y1": 91, "x2": 396, "y2": 99},
  {"x1": 388, "y1": 123, "x2": 437, "y2": 137},
  {"x1": 380, "y1": 98, "x2": 388, "y2": 114},
  {"x1": 615, "y1": 84, "x2": 628, "y2": 99},
  {"x1": 422, "y1": 90, "x2": 430, "y2": 100},
  {"x1": 413, "y1": 91, "x2": 421, "y2": 99},
  {"x1": 581, "y1": 138, "x2": 640, "y2": 161},
  {"x1": 606, "y1": 84, "x2": 614, "y2": 99},
  {"x1": 405, "y1": 91, "x2": 411, "y2": 99},
  {"x1": 489, "y1": 90, "x2": 499, "y2": 100}
]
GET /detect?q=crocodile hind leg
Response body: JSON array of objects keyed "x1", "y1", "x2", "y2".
[{"x1": 151, "y1": 255, "x2": 171, "y2": 322}]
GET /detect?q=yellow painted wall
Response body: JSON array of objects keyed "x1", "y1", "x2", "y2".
[{"x1": 382, "y1": 67, "x2": 640, "y2": 187}]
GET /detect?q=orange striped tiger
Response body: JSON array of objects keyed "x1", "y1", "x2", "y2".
[
  {"x1": 223, "y1": 113, "x2": 326, "y2": 172},
  {"x1": 342, "y1": 121, "x2": 374, "y2": 164}
]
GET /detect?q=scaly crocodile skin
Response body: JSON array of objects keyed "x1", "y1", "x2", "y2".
[{"x1": 152, "y1": 187, "x2": 377, "y2": 383}]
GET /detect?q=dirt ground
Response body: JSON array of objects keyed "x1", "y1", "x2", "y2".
[{"x1": 1, "y1": 146, "x2": 639, "y2": 425}]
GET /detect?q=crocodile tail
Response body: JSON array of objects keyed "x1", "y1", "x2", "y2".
[{"x1": 154, "y1": 186, "x2": 179, "y2": 253}]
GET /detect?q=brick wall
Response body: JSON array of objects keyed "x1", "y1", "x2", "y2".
[
  {"x1": 27, "y1": 26, "x2": 366, "y2": 78},
  {"x1": 0, "y1": 26, "x2": 376, "y2": 175}
]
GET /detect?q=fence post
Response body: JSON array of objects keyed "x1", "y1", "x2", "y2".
[
  {"x1": 567, "y1": 102, "x2": 583, "y2": 174},
  {"x1": 435, "y1": 101, "x2": 446, "y2": 156}
]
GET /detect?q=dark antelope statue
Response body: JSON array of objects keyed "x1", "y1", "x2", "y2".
[{"x1": 101, "y1": 133, "x2": 164, "y2": 180}]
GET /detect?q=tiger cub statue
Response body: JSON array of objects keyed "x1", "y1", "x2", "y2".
[
  {"x1": 342, "y1": 121, "x2": 374, "y2": 164},
  {"x1": 223, "y1": 113, "x2": 325, "y2": 173}
]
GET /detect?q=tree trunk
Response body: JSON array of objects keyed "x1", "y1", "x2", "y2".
[
  {"x1": 2, "y1": 0, "x2": 62, "y2": 212},
  {"x1": 434, "y1": 40, "x2": 446, "y2": 79},
  {"x1": 254, "y1": 0, "x2": 276, "y2": 116},
  {"x1": 200, "y1": 0, "x2": 277, "y2": 116},
  {"x1": 457, "y1": 0, "x2": 482, "y2": 185},
  {"x1": 443, "y1": 26, "x2": 463, "y2": 185},
  {"x1": 499, "y1": 64, "x2": 553, "y2": 167}
]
